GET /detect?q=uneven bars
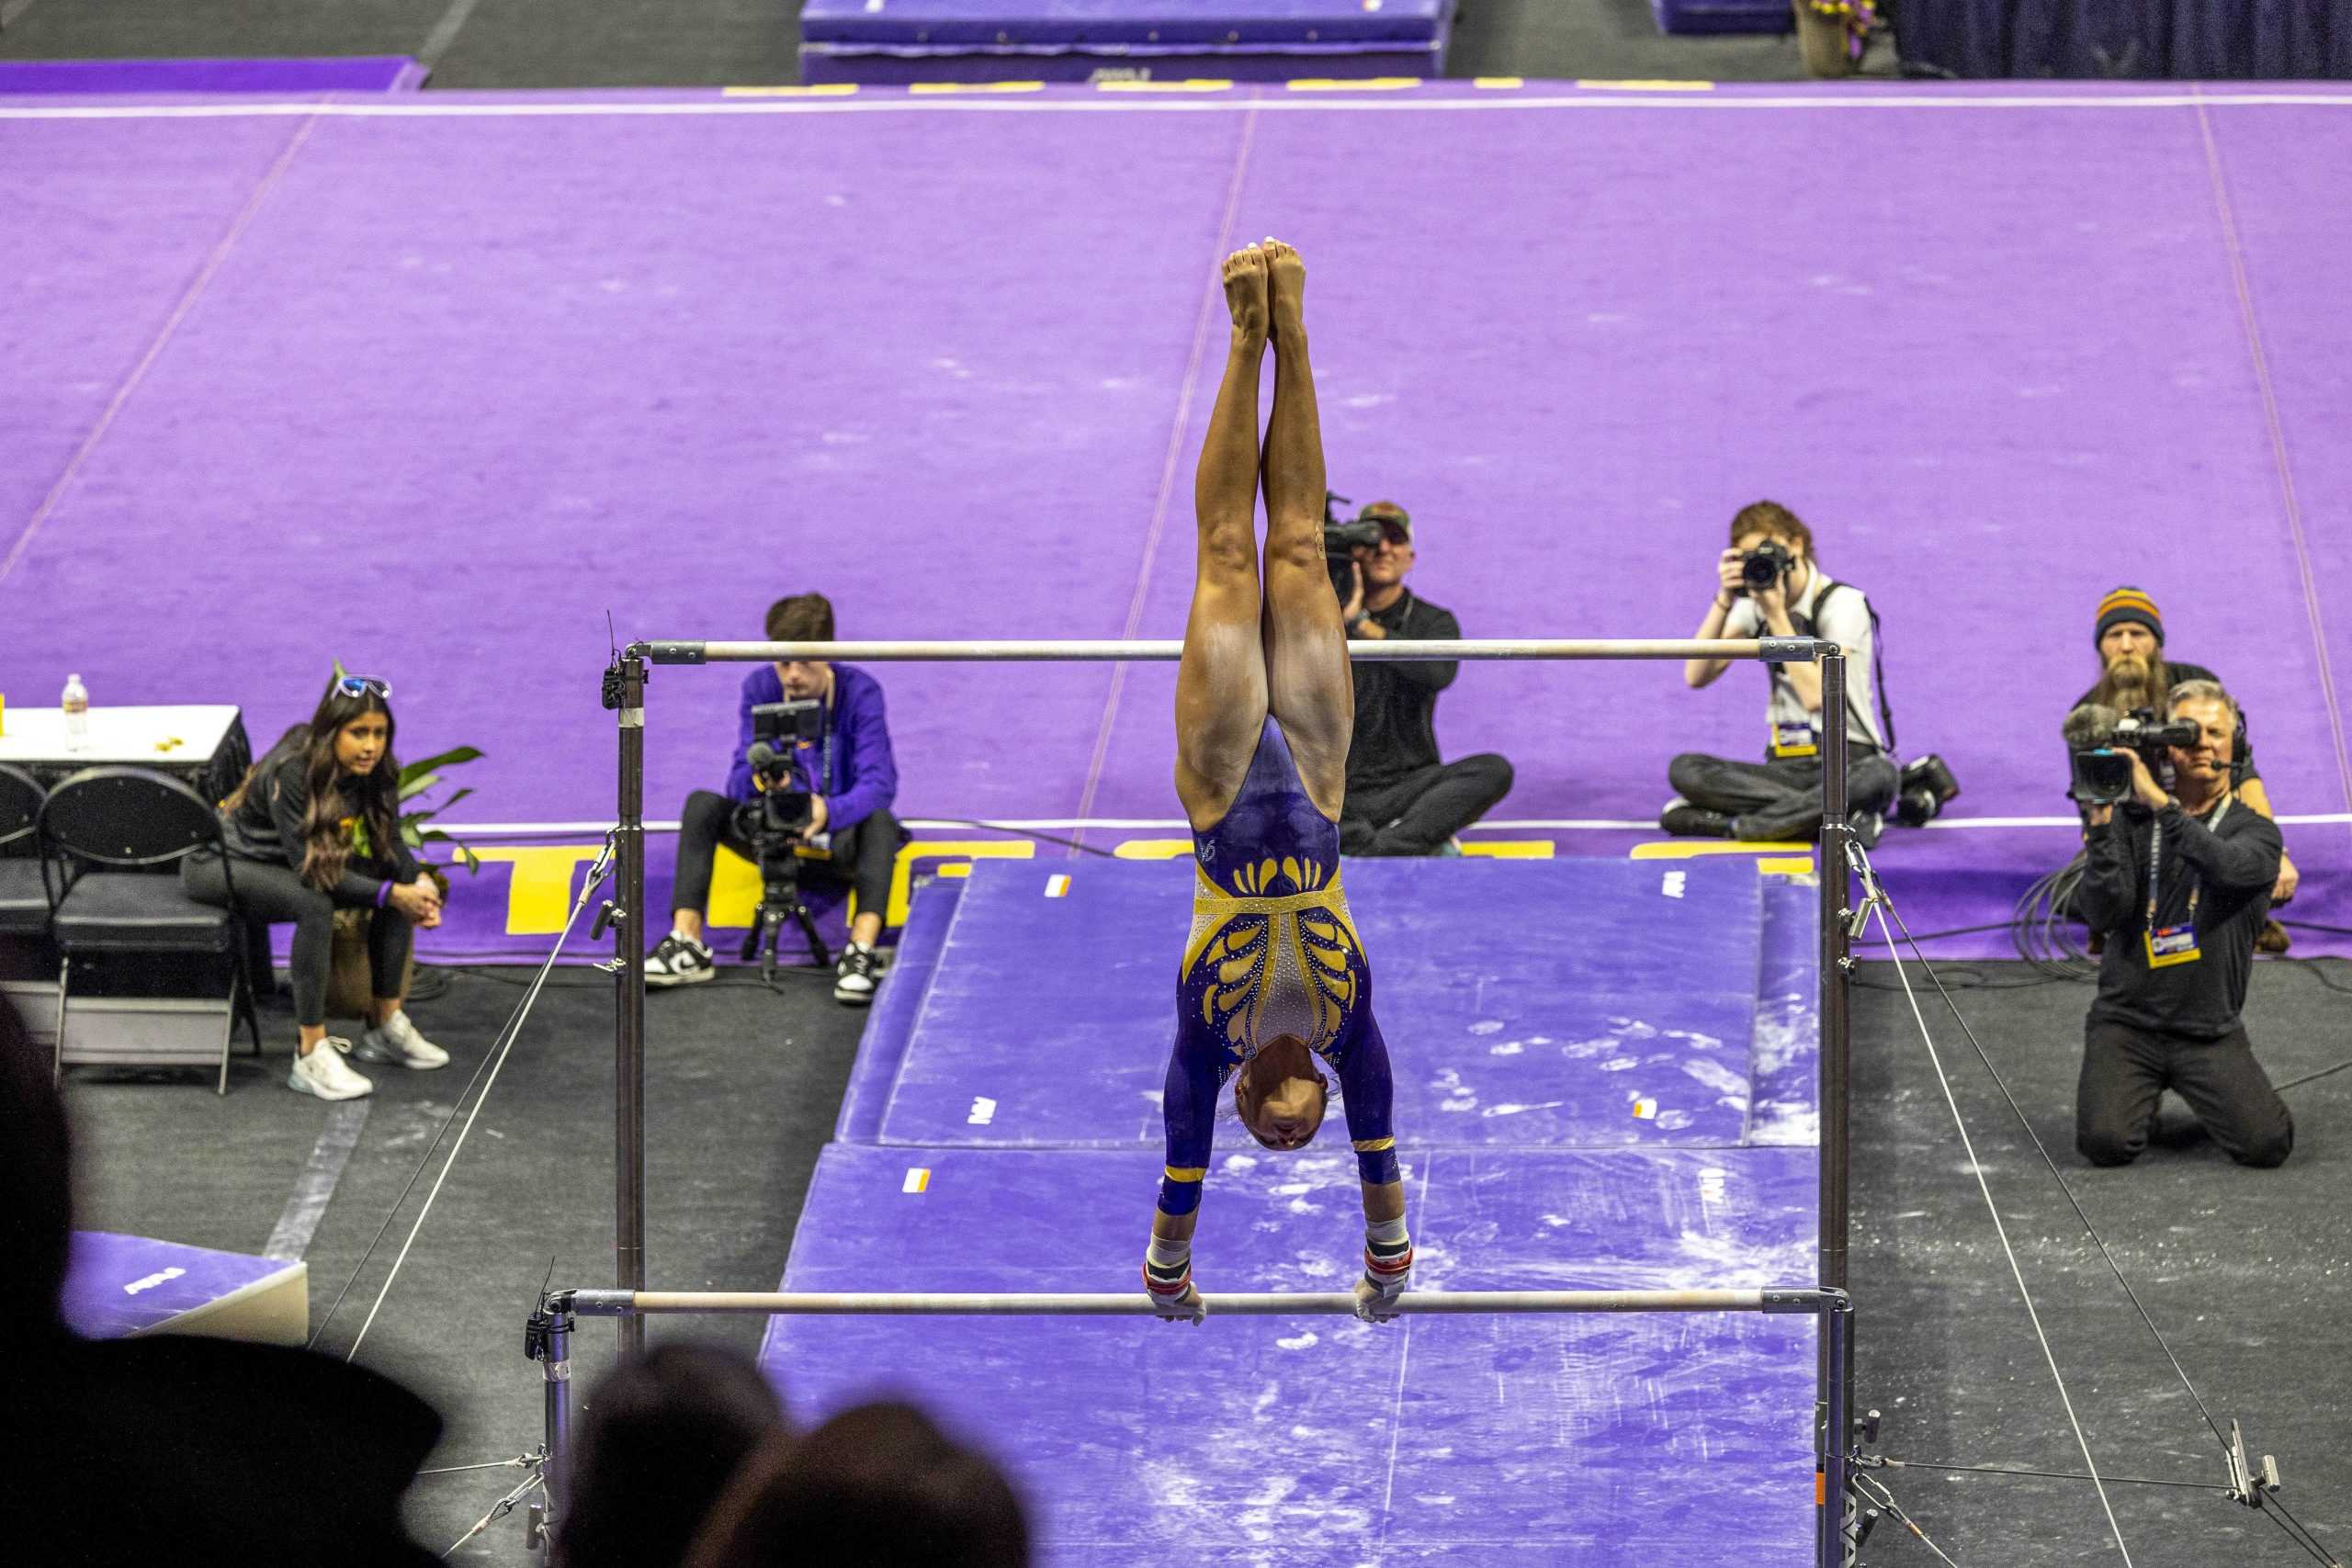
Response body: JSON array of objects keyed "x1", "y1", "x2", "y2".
[
  {"x1": 637, "y1": 637, "x2": 1835, "y2": 664},
  {"x1": 558, "y1": 1287, "x2": 1830, "y2": 1316}
]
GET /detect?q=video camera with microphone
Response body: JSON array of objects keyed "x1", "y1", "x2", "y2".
[
  {"x1": 737, "y1": 698, "x2": 831, "y2": 976},
  {"x1": 1322, "y1": 491, "x2": 1387, "y2": 603},
  {"x1": 2064, "y1": 702, "x2": 2199, "y2": 807}
]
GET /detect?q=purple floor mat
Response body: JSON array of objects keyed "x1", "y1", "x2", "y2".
[
  {"x1": 836, "y1": 876, "x2": 963, "y2": 1142},
  {"x1": 59, "y1": 1230, "x2": 300, "y2": 1339},
  {"x1": 760, "y1": 1142, "x2": 1817, "y2": 1565},
  {"x1": 0, "y1": 58, "x2": 424, "y2": 96},
  {"x1": 3, "y1": 85, "x2": 2346, "y2": 960},
  {"x1": 876, "y1": 857, "x2": 1763, "y2": 1149}
]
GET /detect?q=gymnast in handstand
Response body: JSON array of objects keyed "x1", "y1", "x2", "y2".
[{"x1": 1145, "y1": 240, "x2": 1409, "y2": 1326}]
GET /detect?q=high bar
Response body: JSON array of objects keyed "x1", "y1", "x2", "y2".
[
  {"x1": 560, "y1": 1288, "x2": 1833, "y2": 1316},
  {"x1": 634, "y1": 637, "x2": 1836, "y2": 665}
]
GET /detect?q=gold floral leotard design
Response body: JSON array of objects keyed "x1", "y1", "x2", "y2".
[{"x1": 1158, "y1": 719, "x2": 1397, "y2": 1219}]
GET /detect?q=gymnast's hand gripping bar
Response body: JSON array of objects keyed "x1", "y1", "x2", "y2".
[
  {"x1": 552, "y1": 1286, "x2": 1838, "y2": 1315},
  {"x1": 634, "y1": 637, "x2": 1836, "y2": 664}
]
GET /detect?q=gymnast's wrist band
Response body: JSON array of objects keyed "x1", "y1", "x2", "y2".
[
  {"x1": 1145, "y1": 1235, "x2": 1193, "y2": 1302},
  {"x1": 1363, "y1": 1216, "x2": 1412, "y2": 1296}
]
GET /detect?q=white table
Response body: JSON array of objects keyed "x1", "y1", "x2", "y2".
[{"x1": 0, "y1": 704, "x2": 244, "y2": 768}]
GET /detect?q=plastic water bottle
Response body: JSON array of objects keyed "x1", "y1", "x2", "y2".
[{"x1": 62, "y1": 673, "x2": 89, "y2": 750}]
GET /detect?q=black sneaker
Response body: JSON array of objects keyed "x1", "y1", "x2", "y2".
[
  {"x1": 1659, "y1": 798, "x2": 1734, "y2": 839},
  {"x1": 644, "y1": 932, "x2": 716, "y2": 987},
  {"x1": 1848, "y1": 810, "x2": 1885, "y2": 851},
  {"x1": 833, "y1": 942, "x2": 882, "y2": 1007}
]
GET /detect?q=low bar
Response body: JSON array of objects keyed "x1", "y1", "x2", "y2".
[
  {"x1": 639, "y1": 637, "x2": 1834, "y2": 665},
  {"x1": 560, "y1": 1287, "x2": 1827, "y2": 1317}
]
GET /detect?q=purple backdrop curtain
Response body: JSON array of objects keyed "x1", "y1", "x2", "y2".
[{"x1": 1897, "y1": 0, "x2": 2352, "y2": 76}]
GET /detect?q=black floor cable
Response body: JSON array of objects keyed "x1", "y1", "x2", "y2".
[
  {"x1": 1861, "y1": 857, "x2": 2346, "y2": 1567},
  {"x1": 306, "y1": 837, "x2": 614, "y2": 1356}
]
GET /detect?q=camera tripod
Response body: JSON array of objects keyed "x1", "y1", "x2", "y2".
[{"x1": 741, "y1": 849, "x2": 830, "y2": 985}]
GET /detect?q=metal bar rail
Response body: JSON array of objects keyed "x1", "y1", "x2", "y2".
[
  {"x1": 646, "y1": 637, "x2": 1825, "y2": 664},
  {"x1": 600, "y1": 633, "x2": 1858, "y2": 1564},
  {"x1": 528, "y1": 1285, "x2": 1856, "y2": 1566}
]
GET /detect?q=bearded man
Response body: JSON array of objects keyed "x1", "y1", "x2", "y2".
[{"x1": 2073, "y1": 587, "x2": 2297, "y2": 911}]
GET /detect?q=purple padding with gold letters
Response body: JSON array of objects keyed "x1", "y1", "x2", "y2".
[
  {"x1": 760, "y1": 1141, "x2": 1817, "y2": 1565},
  {"x1": 59, "y1": 1231, "x2": 298, "y2": 1339},
  {"x1": 875, "y1": 856, "x2": 1765, "y2": 1150}
]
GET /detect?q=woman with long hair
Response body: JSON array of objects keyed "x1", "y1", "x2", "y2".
[{"x1": 186, "y1": 676, "x2": 447, "y2": 1100}]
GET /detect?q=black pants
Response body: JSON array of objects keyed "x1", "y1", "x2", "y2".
[
  {"x1": 1340, "y1": 755, "x2": 1515, "y2": 857},
  {"x1": 2076, "y1": 1016, "x2": 2293, "y2": 1168},
  {"x1": 671, "y1": 790, "x2": 902, "y2": 930},
  {"x1": 1667, "y1": 750, "x2": 1899, "y2": 842},
  {"x1": 183, "y1": 855, "x2": 413, "y2": 1029}
]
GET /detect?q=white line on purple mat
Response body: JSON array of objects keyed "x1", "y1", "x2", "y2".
[{"x1": 8, "y1": 93, "x2": 2352, "y2": 122}]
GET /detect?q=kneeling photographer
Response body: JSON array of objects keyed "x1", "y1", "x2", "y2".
[
  {"x1": 644, "y1": 592, "x2": 902, "y2": 1006},
  {"x1": 2069, "y1": 679, "x2": 2291, "y2": 1168},
  {"x1": 1665, "y1": 502, "x2": 1898, "y2": 844}
]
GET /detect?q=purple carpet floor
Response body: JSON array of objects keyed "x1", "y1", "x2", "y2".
[
  {"x1": 763, "y1": 856, "x2": 1821, "y2": 1563},
  {"x1": 3, "y1": 81, "x2": 2348, "y2": 964}
]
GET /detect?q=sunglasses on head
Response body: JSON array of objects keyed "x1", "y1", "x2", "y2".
[{"x1": 336, "y1": 674, "x2": 392, "y2": 698}]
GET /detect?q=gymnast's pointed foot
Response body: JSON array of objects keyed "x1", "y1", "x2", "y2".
[
  {"x1": 1222, "y1": 243, "x2": 1270, "y2": 344},
  {"x1": 1262, "y1": 236, "x2": 1306, "y2": 336}
]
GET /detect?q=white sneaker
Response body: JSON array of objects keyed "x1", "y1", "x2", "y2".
[
  {"x1": 352, "y1": 1010, "x2": 449, "y2": 1069},
  {"x1": 645, "y1": 931, "x2": 717, "y2": 987},
  {"x1": 288, "y1": 1038, "x2": 374, "y2": 1100},
  {"x1": 833, "y1": 942, "x2": 882, "y2": 1006}
]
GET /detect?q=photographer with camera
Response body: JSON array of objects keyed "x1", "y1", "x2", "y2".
[
  {"x1": 1665, "y1": 502, "x2": 1897, "y2": 843},
  {"x1": 1331, "y1": 500, "x2": 1515, "y2": 856},
  {"x1": 643, "y1": 593, "x2": 902, "y2": 1006},
  {"x1": 2075, "y1": 587, "x2": 2297, "y2": 913},
  {"x1": 2071, "y1": 680, "x2": 2291, "y2": 1168}
]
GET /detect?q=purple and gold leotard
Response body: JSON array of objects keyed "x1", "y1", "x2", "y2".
[{"x1": 1157, "y1": 719, "x2": 1398, "y2": 1219}]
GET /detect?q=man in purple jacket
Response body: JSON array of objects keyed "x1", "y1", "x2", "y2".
[{"x1": 643, "y1": 592, "x2": 903, "y2": 1004}]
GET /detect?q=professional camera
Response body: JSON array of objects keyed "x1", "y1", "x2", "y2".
[
  {"x1": 1739, "y1": 538, "x2": 1795, "y2": 594},
  {"x1": 1889, "y1": 753, "x2": 1961, "y2": 828},
  {"x1": 735, "y1": 699, "x2": 830, "y2": 976},
  {"x1": 2064, "y1": 704, "x2": 2199, "y2": 807},
  {"x1": 1323, "y1": 491, "x2": 1385, "y2": 603}
]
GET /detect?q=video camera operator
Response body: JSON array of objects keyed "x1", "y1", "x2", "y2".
[
  {"x1": 1665, "y1": 502, "x2": 1897, "y2": 844},
  {"x1": 643, "y1": 592, "x2": 902, "y2": 1006},
  {"x1": 2071, "y1": 680, "x2": 2291, "y2": 1168},
  {"x1": 1332, "y1": 499, "x2": 1515, "y2": 856},
  {"x1": 2076, "y1": 586, "x2": 2298, "y2": 915}
]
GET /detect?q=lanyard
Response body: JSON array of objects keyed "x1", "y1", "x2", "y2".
[
  {"x1": 2144, "y1": 795, "x2": 2230, "y2": 930},
  {"x1": 798, "y1": 706, "x2": 832, "y2": 795}
]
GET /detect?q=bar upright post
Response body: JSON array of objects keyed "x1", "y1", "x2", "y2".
[
  {"x1": 613, "y1": 651, "x2": 648, "y2": 1358},
  {"x1": 1819, "y1": 1292, "x2": 1857, "y2": 1568},
  {"x1": 1816, "y1": 647, "x2": 1850, "y2": 1301}
]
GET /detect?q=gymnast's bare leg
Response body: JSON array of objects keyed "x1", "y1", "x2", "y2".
[
  {"x1": 1255, "y1": 238, "x2": 1351, "y2": 820},
  {"x1": 1172, "y1": 243, "x2": 1274, "y2": 831}
]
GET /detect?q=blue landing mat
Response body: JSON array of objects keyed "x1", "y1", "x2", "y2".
[
  {"x1": 60, "y1": 1231, "x2": 302, "y2": 1339},
  {"x1": 1749, "y1": 883, "x2": 1821, "y2": 1147},
  {"x1": 876, "y1": 859, "x2": 1766, "y2": 1151},
  {"x1": 760, "y1": 1143, "x2": 1817, "y2": 1565}
]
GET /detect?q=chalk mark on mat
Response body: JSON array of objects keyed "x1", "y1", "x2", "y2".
[
  {"x1": 0, "y1": 112, "x2": 321, "y2": 589},
  {"x1": 419, "y1": 0, "x2": 489, "y2": 68},
  {"x1": 265, "y1": 1100, "x2": 370, "y2": 1262},
  {"x1": 1069, "y1": 104, "x2": 1261, "y2": 847}
]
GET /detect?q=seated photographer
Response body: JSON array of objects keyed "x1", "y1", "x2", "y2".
[
  {"x1": 2072, "y1": 679, "x2": 2291, "y2": 1168},
  {"x1": 2076, "y1": 586, "x2": 2297, "y2": 912},
  {"x1": 643, "y1": 592, "x2": 901, "y2": 1006},
  {"x1": 1336, "y1": 501, "x2": 1515, "y2": 855},
  {"x1": 1666, "y1": 502, "x2": 1897, "y2": 843}
]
